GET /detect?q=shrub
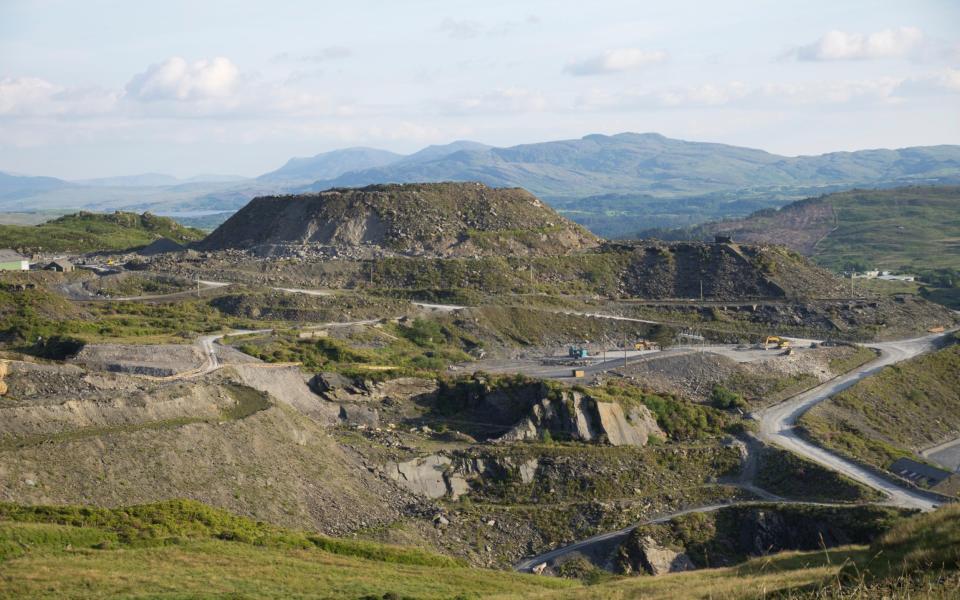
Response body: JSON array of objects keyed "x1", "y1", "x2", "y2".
[{"x1": 710, "y1": 384, "x2": 747, "y2": 411}]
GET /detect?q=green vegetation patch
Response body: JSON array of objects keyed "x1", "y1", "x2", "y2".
[
  {"x1": 0, "y1": 499, "x2": 576, "y2": 599},
  {"x1": 755, "y1": 447, "x2": 884, "y2": 503},
  {"x1": 0, "y1": 211, "x2": 204, "y2": 253},
  {"x1": 583, "y1": 380, "x2": 733, "y2": 440},
  {"x1": 622, "y1": 504, "x2": 907, "y2": 570},
  {"x1": 234, "y1": 317, "x2": 477, "y2": 379}
]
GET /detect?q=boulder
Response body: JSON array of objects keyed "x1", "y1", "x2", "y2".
[
  {"x1": 338, "y1": 404, "x2": 379, "y2": 427},
  {"x1": 310, "y1": 372, "x2": 356, "y2": 394},
  {"x1": 386, "y1": 454, "x2": 468, "y2": 500},
  {"x1": 621, "y1": 535, "x2": 696, "y2": 576}
]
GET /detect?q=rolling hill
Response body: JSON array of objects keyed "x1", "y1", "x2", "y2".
[
  {"x1": 0, "y1": 211, "x2": 206, "y2": 253},
  {"x1": 653, "y1": 186, "x2": 960, "y2": 273}
]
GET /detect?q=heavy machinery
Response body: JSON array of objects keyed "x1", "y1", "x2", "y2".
[
  {"x1": 634, "y1": 340, "x2": 657, "y2": 351},
  {"x1": 568, "y1": 346, "x2": 589, "y2": 359},
  {"x1": 764, "y1": 336, "x2": 791, "y2": 350}
]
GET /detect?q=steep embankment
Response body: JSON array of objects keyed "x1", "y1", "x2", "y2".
[{"x1": 199, "y1": 182, "x2": 599, "y2": 257}]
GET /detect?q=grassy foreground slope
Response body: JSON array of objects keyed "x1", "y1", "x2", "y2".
[
  {"x1": 0, "y1": 211, "x2": 205, "y2": 253},
  {"x1": 800, "y1": 335, "x2": 960, "y2": 473},
  {"x1": 2, "y1": 499, "x2": 958, "y2": 599}
]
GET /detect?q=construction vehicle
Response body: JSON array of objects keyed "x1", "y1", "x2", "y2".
[
  {"x1": 764, "y1": 336, "x2": 791, "y2": 350},
  {"x1": 568, "y1": 346, "x2": 589, "y2": 359},
  {"x1": 928, "y1": 326, "x2": 946, "y2": 334},
  {"x1": 634, "y1": 340, "x2": 656, "y2": 351}
]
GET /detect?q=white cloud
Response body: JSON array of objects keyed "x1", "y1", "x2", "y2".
[
  {"x1": 0, "y1": 77, "x2": 117, "y2": 116},
  {"x1": 565, "y1": 48, "x2": 667, "y2": 76},
  {"x1": 125, "y1": 56, "x2": 239, "y2": 102},
  {"x1": 793, "y1": 27, "x2": 924, "y2": 61}
]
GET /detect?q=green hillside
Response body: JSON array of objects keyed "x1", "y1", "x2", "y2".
[
  {"x1": 653, "y1": 186, "x2": 960, "y2": 306},
  {"x1": 1, "y1": 499, "x2": 957, "y2": 599},
  {"x1": 663, "y1": 186, "x2": 960, "y2": 272},
  {"x1": 0, "y1": 211, "x2": 205, "y2": 253}
]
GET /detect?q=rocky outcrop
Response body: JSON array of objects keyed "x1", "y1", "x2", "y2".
[
  {"x1": 434, "y1": 376, "x2": 664, "y2": 446},
  {"x1": 497, "y1": 389, "x2": 599, "y2": 443},
  {"x1": 387, "y1": 455, "x2": 468, "y2": 500},
  {"x1": 614, "y1": 504, "x2": 902, "y2": 575},
  {"x1": 387, "y1": 453, "x2": 539, "y2": 500},
  {"x1": 496, "y1": 392, "x2": 663, "y2": 447},
  {"x1": 596, "y1": 402, "x2": 663, "y2": 447},
  {"x1": 618, "y1": 534, "x2": 696, "y2": 576}
]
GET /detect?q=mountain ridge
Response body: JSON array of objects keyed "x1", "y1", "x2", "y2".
[{"x1": 3, "y1": 134, "x2": 960, "y2": 228}]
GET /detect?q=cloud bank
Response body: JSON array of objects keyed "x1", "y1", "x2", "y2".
[{"x1": 793, "y1": 27, "x2": 924, "y2": 61}]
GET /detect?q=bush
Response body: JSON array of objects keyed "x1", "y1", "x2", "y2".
[
  {"x1": 400, "y1": 318, "x2": 445, "y2": 347},
  {"x1": 710, "y1": 384, "x2": 747, "y2": 411}
]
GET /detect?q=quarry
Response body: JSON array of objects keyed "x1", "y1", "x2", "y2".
[{"x1": 0, "y1": 181, "x2": 958, "y2": 587}]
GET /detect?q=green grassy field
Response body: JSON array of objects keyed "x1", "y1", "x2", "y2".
[
  {"x1": 1, "y1": 499, "x2": 957, "y2": 599},
  {"x1": 0, "y1": 211, "x2": 205, "y2": 253}
]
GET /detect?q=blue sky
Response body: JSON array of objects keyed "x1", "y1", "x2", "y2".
[{"x1": 1, "y1": 0, "x2": 958, "y2": 178}]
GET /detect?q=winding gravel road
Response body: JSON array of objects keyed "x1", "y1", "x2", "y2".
[
  {"x1": 514, "y1": 330, "x2": 954, "y2": 571},
  {"x1": 755, "y1": 331, "x2": 952, "y2": 512}
]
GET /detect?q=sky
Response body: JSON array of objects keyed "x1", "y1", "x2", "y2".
[{"x1": 1, "y1": 0, "x2": 958, "y2": 179}]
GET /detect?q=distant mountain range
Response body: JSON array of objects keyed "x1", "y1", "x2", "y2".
[{"x1": 3, "y1": 133, "x2": 960, "y2": 234}]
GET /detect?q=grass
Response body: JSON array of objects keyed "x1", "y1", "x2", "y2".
[
  {"x1": 0, "y1": 499, "x2": 574, "y2": 599},
  {"x1": 0, "y1": 499, "x2": 956, "y2": 598},
  {"x1": 233, "y1": 317, "x2": 477, "y2": 379},
  {"x1": 0, "y1": 282, "x2": 277, "y2": 352},
  {"x1": 812, "y1": 187, "x2": 960, "y2": 273},
  {"x1": 0, "y1": 211, "x2": 204, "y2": 253},
  {"x1": 582, "y1": 380, "x2": 733, "y2": 441},
  {"x1": 826, "y1": 346, "x2": 877, "y2": 375},
  {"x1": 851, "y1": 502, "x2": 960, "y2": 582},
  {"x1": 755, "y1": 447, "x2": 884, "y2": 503}
]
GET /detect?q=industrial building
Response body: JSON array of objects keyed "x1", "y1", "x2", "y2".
[{"x1": 0, "y1": 250, "x2": 28, "y2": 271}]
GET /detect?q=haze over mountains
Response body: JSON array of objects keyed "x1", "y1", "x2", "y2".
[{"x1": 3, "y1": 132, "x2": 960, "y2": 234}]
